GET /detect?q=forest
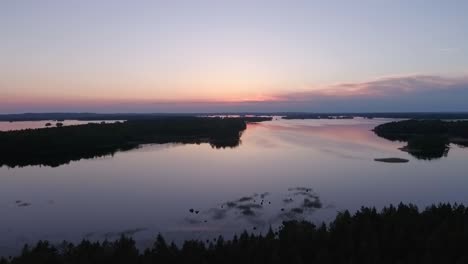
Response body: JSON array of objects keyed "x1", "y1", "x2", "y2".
[
  {"x1": 1, "y1": 203, "x2": 468, "y2": 264},
  {"x1": 0, "y1": 117, "x2": 271, "y2": 168},
  {"x1": 373, "y1": 119, "x2": 468, "y2": 159}
]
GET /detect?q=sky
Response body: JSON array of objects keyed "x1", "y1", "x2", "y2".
[{"x1": 1, "y1": 0, "x2": 468, "y2": 113}]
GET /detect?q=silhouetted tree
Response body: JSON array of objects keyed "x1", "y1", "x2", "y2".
[{"x1": 4, "y1": 203, "x2": 468, "y2": 263}]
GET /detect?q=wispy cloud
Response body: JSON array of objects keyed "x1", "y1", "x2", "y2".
[
  {"x1": 2, "y1": 74, "x2": 468, "y2": 113},
  {"x1": 275, "y1": 74, "x2": 468, "y2": 102},
  {"x1": 256, "y1": 74, "x2": 468, "y2": 112},
  {"x1": 438, "y1": 48, "x2": 459, "y2": 53}
]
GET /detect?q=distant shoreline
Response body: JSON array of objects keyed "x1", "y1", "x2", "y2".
[{"x1": 2, "y1": 112, "x2": 468, "y2": 122}]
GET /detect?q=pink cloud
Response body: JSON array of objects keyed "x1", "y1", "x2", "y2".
[
  {"x1": 2, "y1": 74, "x2": 468, "y2": 113},
  {"x1": 275, "y1": 75, "x2": 468, "y2": 102}
]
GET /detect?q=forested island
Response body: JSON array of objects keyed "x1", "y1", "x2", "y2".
[
  {"x1": 0, "y1": 117, "x2": 271, "y2": 168},
  {"x1": 2, "y1": 203, "x2": 468, "y2": 264},
  {"x1": 373, "y1": 119, "x2": 468, "y2": 159},
  {"x1": 374, "y1": 158, "x2": 409, "y2": 163}
]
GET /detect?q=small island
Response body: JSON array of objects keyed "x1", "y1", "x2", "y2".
[
  {"x1": 373, "y1": 119, "x2": 468, "y2": 160},
  {"x1": 374, "y1": 158, "x2": 409, "y2": 163}
]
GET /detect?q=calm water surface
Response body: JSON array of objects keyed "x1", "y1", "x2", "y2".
[{"x1": 0, "y1": 118, "x2": 467, "y2": 255}]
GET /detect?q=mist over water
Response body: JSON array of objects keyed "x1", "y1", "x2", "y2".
[{"x1": 0, "y1": 118, "x2": 467, "y2": 255}]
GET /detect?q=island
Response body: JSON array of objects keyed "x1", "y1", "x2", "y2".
[
  {"x1": 0, "y1": 116, "x2": 271, "y2": 168},
  {"x1": 373, "y1": 119, "x2": 468, "y2": 160},
  {"x1": 374, "y1": 158, "x2": 409, "y2": 163}
]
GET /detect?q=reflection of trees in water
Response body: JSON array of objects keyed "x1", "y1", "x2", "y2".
[
  {"x1": 373, "y1": 120, "x2": 468, "y2": 160},
  {"x1": 184, "y1": 187, "x2": 325, "y2": 231},
  {"x1": 400, "y1": 136, "x2": 450, "y2": 160},
  {"x1": 0, "y1": 118, "x2": 264, "y2": 168}
]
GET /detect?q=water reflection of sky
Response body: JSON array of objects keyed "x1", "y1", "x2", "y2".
[
  {"x1": 0, "y1": 118, "x2": 467, "y2": 255},
  {"x1": 245, "y1": 118, "x2": 405, "y2": 160}
]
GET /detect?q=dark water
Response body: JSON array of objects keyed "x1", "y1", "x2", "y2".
[{"x1": 0, "y1": 118, "x2": 467, "y2": 255}]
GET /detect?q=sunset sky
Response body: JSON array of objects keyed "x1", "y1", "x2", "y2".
[{"x1": 1, "y1": 0, "x2": 468, "y2": 113}]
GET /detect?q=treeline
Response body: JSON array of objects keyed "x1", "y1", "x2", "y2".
[
  {"x1": 374, "y1": 120, "x2": 468, "y2": 159},
  {"x1": 282, "y1": 114, "x2": 354, "y2": 120},
  {"x1": 373, "y1": 119, "x2": 468, "y2": 137},
  {"x1": 0, "y1": 113, "x2": 274, "y2": 122},
  {"x1": 283, "y1": 112, "x2": 468, "y2": 120},
  {"x1": 0, "y1": 117, "x2": 270, "y2": 168},
  {"x1": 0, "y1": 113, "x2": 195, "y2": 122},
  {"x1": 3, "y1": 112, "x2": 468, "y2": 122},
  {"x1": 2, "y1": 203, "x2": 468, "y2": 264}
]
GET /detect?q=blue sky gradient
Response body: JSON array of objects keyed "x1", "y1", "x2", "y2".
[{"x1": 1, "y1": 0, "x2": 467, "y2": 113}]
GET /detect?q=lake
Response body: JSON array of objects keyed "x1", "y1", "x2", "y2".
[{"x1": 0, "y1": 118, "x2": 467, "y2": 255}]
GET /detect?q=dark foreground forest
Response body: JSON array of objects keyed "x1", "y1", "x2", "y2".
[
  {"x1": 0, "y1": 117, "x2": 270, "y2": 167},
  {"x1": 2, "y1": 203, "x2": 468, "y2": 264}
]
